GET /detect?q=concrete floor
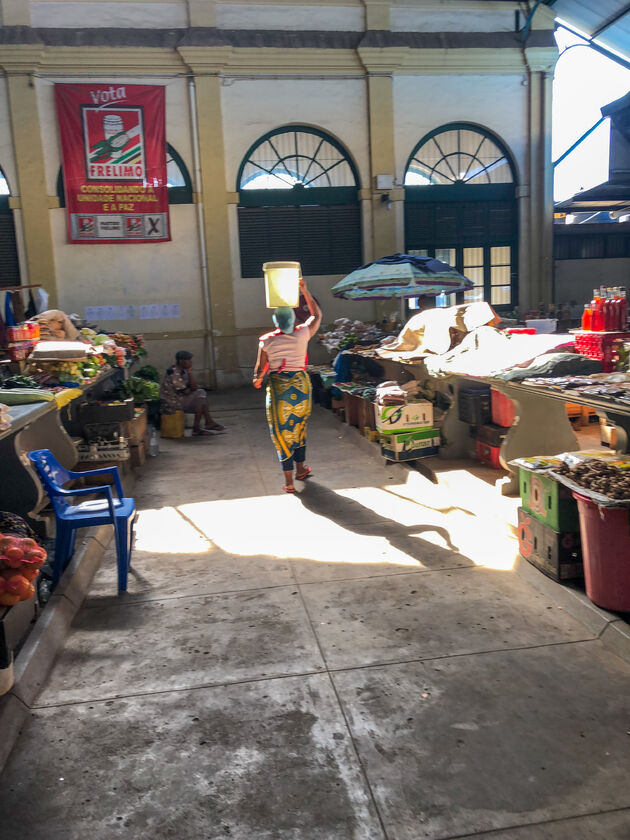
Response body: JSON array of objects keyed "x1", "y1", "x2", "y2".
[{"x1": 1, "y1": 389, "x2": 630, "y2": 839}]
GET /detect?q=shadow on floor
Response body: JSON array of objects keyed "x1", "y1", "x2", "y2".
[{"x1": 296, "y1": 480, "x2": 469, "y2": 567}]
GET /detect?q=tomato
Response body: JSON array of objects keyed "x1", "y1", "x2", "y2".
[{"x1": 5, "y1": 547, "x2": 24, "y2": 562}]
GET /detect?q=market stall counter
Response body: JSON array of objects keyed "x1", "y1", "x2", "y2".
[
  {"x1": 0, "y1": 401, "x2": 76, "y2": 530},
  {"x1": 321, "y1": 301, "x2": 630, "y2": 495}
]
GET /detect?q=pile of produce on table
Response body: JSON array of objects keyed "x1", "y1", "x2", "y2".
[
  {"x1": 319, "y1": 319, "x2": 392, "y2": 354},
  {"x1": 25, "y1": 354, "x2": 107, "y2": 386},
  {"x1": 108, "y1": 333, "x2": 147, "y2": 358},
  {"x1": 555, "y1": 459, "x2": 630, "y2": 501},
  {"x1": 0, "y1": 534, "x2": 46, "y2": 606}
]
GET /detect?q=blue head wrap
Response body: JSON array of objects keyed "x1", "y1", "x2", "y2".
[{"x1": 272, "y1": 307, "x2": 296, "y2": 334}]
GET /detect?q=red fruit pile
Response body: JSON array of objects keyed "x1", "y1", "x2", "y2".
[{"x1": 0, "y1": 534, "x2": 46, "y2": 607}]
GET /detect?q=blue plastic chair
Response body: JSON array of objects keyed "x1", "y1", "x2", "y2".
[{"x1": 28, "y1": 449, "x2": 137, "y2": 591}]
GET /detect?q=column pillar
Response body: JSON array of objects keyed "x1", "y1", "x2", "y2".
[
  {"x1": 181, "y1": 53, "x2": 240, "y2": 386},
  {"x1": 523, "y1": 50, "x2": 556, "y2": 311},
  {"x1": 3, "y1": 54, "x2": 57, "y2": 306},
  {"x1": 186, "y1": 0, "x2": 216, "y2": 27},
  {"x1": 366, "y1": 74, "x2": 399, "y2": 259},
  {"x1": 0, "y1": 0, "x2": 31, "y2": 25}
]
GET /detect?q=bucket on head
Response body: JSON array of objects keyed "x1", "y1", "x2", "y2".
[{"x1": 263, "y1": 261, "x2": 301, "y2": 309}]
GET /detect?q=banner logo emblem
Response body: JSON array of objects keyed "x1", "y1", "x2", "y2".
[{"x1": 82, "y1": 106, "x2": 146, "y2": 181}]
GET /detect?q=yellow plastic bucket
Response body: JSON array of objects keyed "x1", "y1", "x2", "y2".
[
  {"x1": 160, "y1": 410, "x2": 185, "y2": 439},
  {"x1": 263, "y1": 261, "x2": 301, "y2": 308}
]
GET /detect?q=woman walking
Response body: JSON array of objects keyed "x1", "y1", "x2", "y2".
[{"x1": 253, "y1": 277, "x2": 322, "y2": 493}]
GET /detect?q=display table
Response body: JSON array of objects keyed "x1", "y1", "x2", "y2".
[
  {"x1": 0, "y1": 402, "x2": 76, "y2": 530},
  {"x1": 0, "y1": 367, "x2": 124, "y2": 530},
  {"x1": 417, "y1": 371, "x2": 629, "y2": 495},
  {"x1": 339, "y1": 352, "x2": 630, "y2": 496}
]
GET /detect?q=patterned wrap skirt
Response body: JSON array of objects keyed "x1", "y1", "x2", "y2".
[{"x1": 265, "y1": 370, "x2": 312, "y2": 464}]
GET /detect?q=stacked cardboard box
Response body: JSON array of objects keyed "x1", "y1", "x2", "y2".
[{"x1": 376, "y1": 400, "x2": 439, "y2": 461}]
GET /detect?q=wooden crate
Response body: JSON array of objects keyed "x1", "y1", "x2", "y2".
[
  {"x1": 358, "y1": 398, "x2": 376, "y2": 431},
  {"x1": 343, "y1": 393, "x2": 361, "y2": 427},
  {"x1": 129, "y1": 441, "x2": 147, "y2": 468},
  {"x1": 122, "y1": 408, "x2": 148, "y2": 446},
  {"x1": 73, "y1": 457, "x2": 131, "y2": 485}
]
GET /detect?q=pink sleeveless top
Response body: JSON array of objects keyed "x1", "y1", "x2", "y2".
[{"x1": 259, "y1": 324, "x2": 309, "y2": 371}]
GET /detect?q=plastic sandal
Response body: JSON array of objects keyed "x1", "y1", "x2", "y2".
[{"x1": 296, "y1": 466, "x2": 312, "y2": 481}]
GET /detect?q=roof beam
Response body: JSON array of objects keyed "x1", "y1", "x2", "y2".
[
  {"x1": 555, "y1": 21, "x2": 630, "y2": 71},
  {"x1": 591, "y1": 3, "x2": 630, "y2": 40}
]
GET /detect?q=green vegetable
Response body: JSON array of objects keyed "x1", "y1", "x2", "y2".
[
  {"x1": 136, "y1": 365, "x2": 160, "y2": 383},
  {"x1": 122, "y1": 376, "x2": 160, "y2": 403},
  {"x1": 0, "y1": 388, "x2": 55, "y2": 404},
  {"x1": 3, "y1": 375, "x2": 39, "y2": 389}
]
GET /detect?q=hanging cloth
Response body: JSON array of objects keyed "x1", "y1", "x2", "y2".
[
  {"x1": 25, "y1": 289, "x2": 37, "y2": 320},
  {"x1": 4, "y1": 291, "x2": 15, "y2": 326},
  {"x1": 0, "y1": 306, "x2": 7, "y2": 348},
  {"x1": 11, "y1": 290, "x2": 25, "y2": 323}
]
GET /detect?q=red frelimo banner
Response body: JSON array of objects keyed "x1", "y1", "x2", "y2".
[{"x1": 55, "y1": 83, "x2": 170, "y2": 244}]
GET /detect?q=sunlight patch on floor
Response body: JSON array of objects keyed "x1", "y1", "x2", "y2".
[
  {"x1": 178, "y1": 495, "x2": 432, "y2": 568},
  {"x1": 134, "y1": 506, "x2": 213, "y2": 554}
]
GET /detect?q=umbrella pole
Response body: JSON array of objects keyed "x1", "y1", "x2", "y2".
[{"x1": 400, "y1": 295, "x2": 405, "y2": 324}]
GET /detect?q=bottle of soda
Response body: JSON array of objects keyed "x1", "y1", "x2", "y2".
[
  {"x1": 581, "y1": 303, "x2": 592, "y2": 331},
  {"x1": 591, "y1": 288, "x2": 604, "y2": 331},
  {"x1": 603, "y1": 288, "x2": 614, "y2": 331},
  {"x1": 620, "y1": 288, "x2": 628, "y2": 332}
]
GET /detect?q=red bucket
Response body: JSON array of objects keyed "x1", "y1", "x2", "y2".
[{"x1": 573, "y1": 492, "x2": 630, "y2": 611}]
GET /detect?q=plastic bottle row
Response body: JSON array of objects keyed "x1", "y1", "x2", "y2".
[{"x1": 581, "y1": 286, "x2": 628, "y2": 332}]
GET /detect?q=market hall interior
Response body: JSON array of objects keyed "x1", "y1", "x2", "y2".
[{"x1": 1, "y1": 390, "x2": 630, "y2": 839}]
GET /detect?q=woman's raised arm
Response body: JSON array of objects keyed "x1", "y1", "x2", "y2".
[{"x1": 300, "y1": 277, "x2": 322, "y2": 337}]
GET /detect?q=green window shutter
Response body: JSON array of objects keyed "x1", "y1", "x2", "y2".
[
  {"x1": 0, "y1": 204, "x2": 21, "y2": 289},
  {"x1": 238, "y1": 204, "x2": 361, "y2": 277}
]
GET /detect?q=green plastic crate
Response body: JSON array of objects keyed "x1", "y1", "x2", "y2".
[{"x1": 519, "y1": 468, "x2": 580, "y2": 532}]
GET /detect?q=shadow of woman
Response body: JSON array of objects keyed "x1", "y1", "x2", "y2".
[{"x1": 296, "y1": 481, "x2": 470, "y2": 570}]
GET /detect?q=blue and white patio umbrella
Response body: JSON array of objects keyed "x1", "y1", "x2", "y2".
[{"x1": 331, "y1": 253, "x2": 473, "y2": 301}]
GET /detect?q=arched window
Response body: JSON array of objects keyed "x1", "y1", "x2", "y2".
[
  {"x1": 56, "y1": 143, "x2": 193, "y2": 206},
  {"x1": 404, "y1": 123, "x2": 518, "y2": 309},
  {"x1": 0, "y1": 169, "x2": 21, "y2": 289},
  {"x1": 237, "y1": 126, "x2": 362, "y2": 277}
]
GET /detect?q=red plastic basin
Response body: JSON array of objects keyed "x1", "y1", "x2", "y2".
[{"x1": 573, "y1": 492, "x2": 630, "y2": 611}]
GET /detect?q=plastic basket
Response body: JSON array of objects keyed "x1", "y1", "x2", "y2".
[
  {"x1": 573, "y1": 331, "x2": 630, "y2": 373},
  {"x1": 8, "y1": 342, "x2": 36, "y2": 361},
  {"x1": 458, "y1": 387, "x2": 491, "y2": 425},
  {"x1": 491, "y1": 389, "x2": 515, "y2": 428}
]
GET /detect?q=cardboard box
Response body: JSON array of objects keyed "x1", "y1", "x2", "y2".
[
  {"x1": 381, "y1": 427, "x2": 440, "y2": 461},
  {"x1": 375, "y1": 400, "x2": 433, "y2": 435},
  {"x1": 599, "y1": 418, "x2": 618, "y2": 449}
]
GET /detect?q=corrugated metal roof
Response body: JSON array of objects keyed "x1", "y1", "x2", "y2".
[{"x1": 544, "y1": 0, "x2": 630, "y2": 60}]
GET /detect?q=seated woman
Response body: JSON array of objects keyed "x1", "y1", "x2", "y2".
[{"x1": 160, "y1": 350, "x2": 224, "y2": 436}]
